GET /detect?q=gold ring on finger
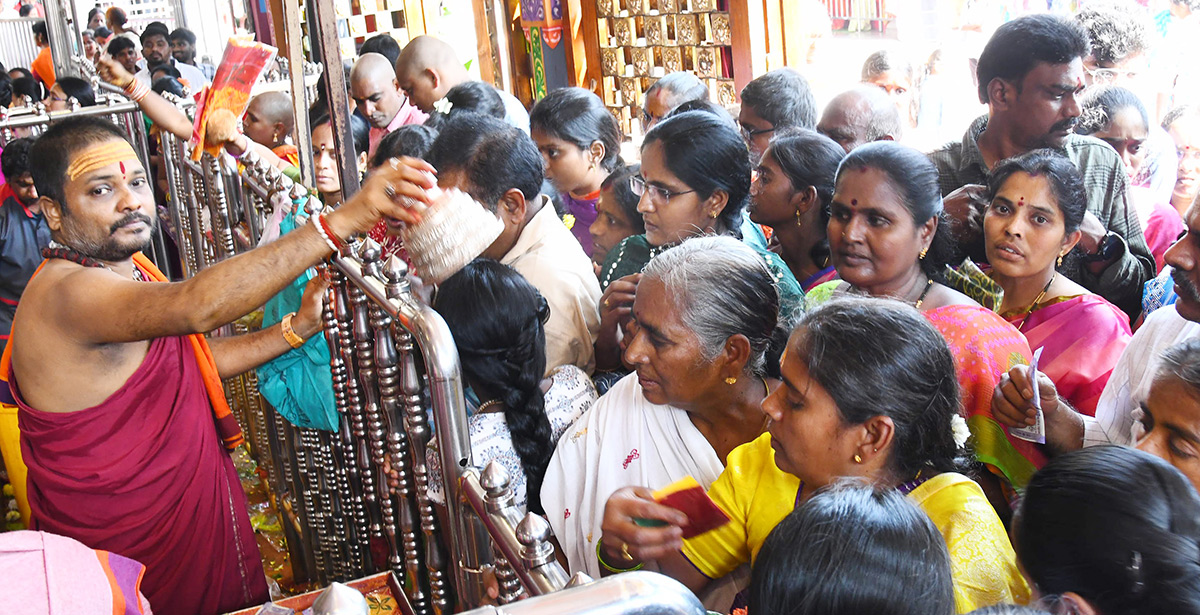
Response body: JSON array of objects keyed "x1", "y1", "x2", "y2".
[{"x1": 620, "y1": 542, "x2": 633, "y2": 561}]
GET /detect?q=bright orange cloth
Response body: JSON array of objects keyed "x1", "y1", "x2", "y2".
[
  {"x1": 30, "y1": 46, "x2": 54, "y2": 89},
  {"x1": 272, "y1": 144, "x2": 301, "y2": 168},
  {"x1": 0, "y1": 252, "x2": 243, "y2": 451}
]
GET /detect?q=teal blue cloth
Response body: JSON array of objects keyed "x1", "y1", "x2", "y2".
[
  {"x1": 256, "y1": 210, "x2": 339, "y2": 431},
  {"x1": 739, "y1": 210, "x2": 769, "y2": 252}
]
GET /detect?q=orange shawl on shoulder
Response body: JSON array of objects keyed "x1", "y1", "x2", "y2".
[{"x1": 0, "y1": 252, "x2": 243, "y2": 450}]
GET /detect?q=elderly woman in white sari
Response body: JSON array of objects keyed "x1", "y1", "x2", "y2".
[{"x1": 541, "y1": 236, "x2": 783, "y2": 610}]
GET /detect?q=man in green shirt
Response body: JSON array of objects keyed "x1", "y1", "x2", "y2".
[{"x1": 928, "y1": 14, "x2": 1155, "y2": 316}]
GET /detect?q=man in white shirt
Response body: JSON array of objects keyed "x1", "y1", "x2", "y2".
[
  {"x1": 425, "y1": 113, "x2": 600, "y2": 374},
  {"x1": 134, "y1": 24, "x2": 208, "y2": 90},
  {"x1": 993, "y1": 200, "x2": 1200, "y2": 455},
  {"x1": 395, "y1": 35, "x2": 530, "y2": 133}
]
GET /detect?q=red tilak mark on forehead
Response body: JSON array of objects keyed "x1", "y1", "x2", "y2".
[
  {"x1": 119, "y1": 161, "x2": 126, "y2": 174},
  {"x1": 1017, "y1": 197, "x2": 1025, "y2": 206},
  {"x1": 859, "y1": 166, "x2": 868, "y2": 173}
]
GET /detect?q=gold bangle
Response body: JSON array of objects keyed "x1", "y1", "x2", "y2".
[{"x1": 280, "y1": 312, "x2": 306, "y2": 349}]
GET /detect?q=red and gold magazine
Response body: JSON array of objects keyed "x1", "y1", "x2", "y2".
[{"x1": 190, "y1": 36, "x2": 277, "y2": 161}]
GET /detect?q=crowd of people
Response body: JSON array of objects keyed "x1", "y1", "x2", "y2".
[{"x1": 2, "y1": 2, "x2": 1200, "y2": 615}]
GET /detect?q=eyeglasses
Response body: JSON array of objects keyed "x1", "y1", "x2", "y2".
[
  {"x1": 1085, "y1": 66, "x2": 1138, "y2": 83},
  {"x1": 740, "y1": 123, "x2": 776, "y2": 141},
  {"x1": 630, "y1": 175, "x2": 696, "y2": 203},
  {"x1": 641, "y1": 109, "x2": 662, "y2": 130}
]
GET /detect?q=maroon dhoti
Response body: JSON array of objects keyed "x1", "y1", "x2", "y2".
[{"x1": 11, "y1": 334, "x2": 269, "y2": 615}]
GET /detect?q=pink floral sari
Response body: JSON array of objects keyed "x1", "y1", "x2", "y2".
[{"x1": 1004, "y1": 295, "x2": 1132, "y2": 417}]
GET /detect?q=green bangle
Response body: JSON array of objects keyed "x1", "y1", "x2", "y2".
[{"x1": 596, "y1": 539, "x2": 644, "y2": 573}]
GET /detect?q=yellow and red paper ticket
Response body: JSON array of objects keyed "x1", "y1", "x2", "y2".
[{"x1": 190, "y1": 36, "x2": 277, "y2": 161}]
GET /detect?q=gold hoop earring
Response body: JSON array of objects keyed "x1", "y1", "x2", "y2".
[
  {"x1": 919, "y1": 247, "x2": 929, "y2": 260},
  {"x1": 853, "y1": 454, "x2": 863, "y2": 464},
  {"x1": 725, "y1": 376, "x2": 737, "y2": 385}
]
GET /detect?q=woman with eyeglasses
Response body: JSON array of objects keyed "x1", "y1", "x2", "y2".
[{"x1": 594, "y1": 111, "x2": 803, "y2": 372}]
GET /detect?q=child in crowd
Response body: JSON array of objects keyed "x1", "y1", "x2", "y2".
[{"x1": 530, "y1": 87, "x2": 623, "y2": 257}]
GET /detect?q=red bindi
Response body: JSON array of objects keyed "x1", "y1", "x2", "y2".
[{"x1": 851, "y1": 199, "x2": 858, "y2": 206}]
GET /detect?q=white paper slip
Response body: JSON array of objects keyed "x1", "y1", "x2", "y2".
[{"x1": 1010, "y1": 347, "x2": 1046, "y2": 444}]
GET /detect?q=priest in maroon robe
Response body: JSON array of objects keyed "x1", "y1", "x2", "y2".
[{"x1": 2, "y1": 115, "x2": 433, "y2": 614}]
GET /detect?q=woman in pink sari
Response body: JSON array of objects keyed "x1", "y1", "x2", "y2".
[
  {"x1": 982, "y1": 150, "x2": 1131, "y2": 417},
  {"x1": 808, "y1": 141, "x2": 1036, "y2": 501}
]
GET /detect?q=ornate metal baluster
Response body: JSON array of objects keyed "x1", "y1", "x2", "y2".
[
  {"x1": 353, "y1": 241, "x2": 389, "y2": 563},
  {"x1": 381, "y1": 256, "x2": 429, "y2": 614},
  {"x1": 518, "y1": 513, "x2": 569, "y2": 592},
  {"x1": 397, "y1": 322, "x2": 448, "y2": 613},
  {"x1": 494, "y1": 558, "x2": 522, "y2": 604},
  {"x1": 205, "y1": 153, "x2": 237, "y2": 260},
  {"x1": 349, "y1": 242, "x2": 384, "y2": 572},
  {"x1": 186, "y1": 160, "x2": 212, "y2": 269},
  {"x1": 331, "y1": 258, "x2": 366, "y2": 578}
]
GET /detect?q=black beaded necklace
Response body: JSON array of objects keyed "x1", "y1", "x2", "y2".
[{"x1": 43, "y1": 242, "x2": 146, "y2": 281}]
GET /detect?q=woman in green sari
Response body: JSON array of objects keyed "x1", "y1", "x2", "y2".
[{"x1": 595, "y1": 111, "x2": 803, "y2": 372}]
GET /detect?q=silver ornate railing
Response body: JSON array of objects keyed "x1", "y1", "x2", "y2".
[{"x1": 154, "y1": 120, "x2": 580, "y2": 613}]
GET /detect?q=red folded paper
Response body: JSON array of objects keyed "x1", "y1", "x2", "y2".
[{"x1": 652, "y1": 476, "x2": 730, "y2": 539}]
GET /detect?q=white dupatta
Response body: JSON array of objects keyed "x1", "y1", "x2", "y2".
[{"x1": 541, "y1": 373, "x2": 747, "y2": 611}]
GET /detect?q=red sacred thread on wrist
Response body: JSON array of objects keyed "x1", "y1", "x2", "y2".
[{"x1": 317, "y1": 212, "x2": 348, "y2": 254}]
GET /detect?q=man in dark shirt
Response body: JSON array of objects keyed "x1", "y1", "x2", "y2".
[
  {"x1": 928, "y1": 14, "x2": 1155, "y2": 315},
  {"x1": 0, "y1": 138, "x2": 50, "y2": 353}
]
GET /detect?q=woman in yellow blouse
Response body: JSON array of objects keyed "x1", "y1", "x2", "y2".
[{"x1": 600, "y1": 298, "x2": 1029, "y2": 614}]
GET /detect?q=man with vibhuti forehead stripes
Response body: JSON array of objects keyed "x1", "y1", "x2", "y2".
[{"x1": 0, "y1": 116, "x2": 435, "y2": 615}]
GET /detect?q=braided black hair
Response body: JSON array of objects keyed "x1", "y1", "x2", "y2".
[{"x1": 434, "y1": 259, "x2": 554, "y2": 513}]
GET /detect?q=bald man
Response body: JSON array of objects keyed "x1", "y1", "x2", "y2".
[
  {"x1": 350, "y1": 52, "x2": 428, "y2": 155},
  {"x1": 816, "y1": 85, "x2": 902, "y2": 153},
  {"x1": 242, "y1": 92, "x2": 302, "y2": 166},
  {"x1": 396, "y1": 35, "x2": 530, "y2": 132}
]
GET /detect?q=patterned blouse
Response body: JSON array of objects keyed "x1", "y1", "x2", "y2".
[{"x1": 426, "y1": 365, "x2": 599, "y2": 510}]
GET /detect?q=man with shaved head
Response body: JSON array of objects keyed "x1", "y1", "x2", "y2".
[
  {"x1": 396, "y1": 35, "x2": 530, "y2": 132},
  {"x1": 817, "y1": 85, "x2": 902, "y2": 152},
  {"x1": 350, "y1": 52, "x2": 427, "y2": 156},
  {"x1": 242, "y1": 92, "x2": 301, "y2": 166}
]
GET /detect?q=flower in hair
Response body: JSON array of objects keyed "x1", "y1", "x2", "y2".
[
  {"x1": 950, "y1": 414, "x2": 971, "y2": 448},
  {"x1": 433, "y1": 97, "x2": 453, "y2": 114}
]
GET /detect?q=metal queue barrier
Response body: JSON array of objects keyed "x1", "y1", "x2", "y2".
[
  {"x1": 153, "y1": 111, "x2": 585, "y2": 613},
  {"x1": 0, "y1": 93, "x2": 699, "y2": 615}
]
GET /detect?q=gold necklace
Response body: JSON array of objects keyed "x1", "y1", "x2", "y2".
[{"x1": 1015, "y1": 273, "x2": 1056, "y2": 332}]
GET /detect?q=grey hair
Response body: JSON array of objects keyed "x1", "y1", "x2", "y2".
[
  {"x1": 1157, "y1": 339, "x2": 1200, "y2": 394},
  {"x1": 646, "y1": 72, "x2": 709, "y2": 111},
  {"x1": 641, "y1": 236, "x2": 780, "y2": 375},
  {"x1": 849, "y1": 84, "x2": 903, "y2": 142}
]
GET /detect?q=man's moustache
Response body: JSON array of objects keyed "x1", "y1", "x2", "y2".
[
  {"x1": 1171, "y1": 267, "x2": 1200, "y2": 303},
  {"x1": 1050, "y1": 118, "x2": 1078, "y2": 133},
  {"x1": 110, "y1": 213, "x2": 154, "y2": 233}
]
